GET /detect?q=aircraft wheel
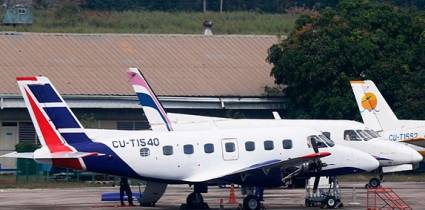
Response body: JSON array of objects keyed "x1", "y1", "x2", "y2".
[
  {"x1": 324, "y1": 196, "x2": 337, "y2": 209},
  {"x1": 186, "y1": 192, "x2": 204, "y2": 208},
  {"x1": 243, "y1": 195, "x2": 260, "y2": 210},
  {"x1": 368, "y1": 178, "x2": 381, "y2": 188}
]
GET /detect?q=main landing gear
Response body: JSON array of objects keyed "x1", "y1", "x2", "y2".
[
  {"x1": 240, "y1": 186, "x2": 265, "y2": 210},
  {"x1": 180, "y1": 184, "x2": 209, "y2": 209}
]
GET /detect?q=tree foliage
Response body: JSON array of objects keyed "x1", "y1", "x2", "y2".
[{"x1": 267, "y1": 0, "x2": 425, "y2": 120}]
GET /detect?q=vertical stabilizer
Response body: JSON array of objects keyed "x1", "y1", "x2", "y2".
[
  {"x1": 127, "y1": 68, "x2": 173, "y2": 131},
  {"x1": 350, "y1": 80, "x2": 399, "y2": 131},
  {"x1": 16, "y1": 76, "x2": 93, "y2": 169}
]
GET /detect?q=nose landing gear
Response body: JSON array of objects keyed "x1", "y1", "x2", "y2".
[{"x1": 366, "y1": 170, "x2": 383, "y2": 188}]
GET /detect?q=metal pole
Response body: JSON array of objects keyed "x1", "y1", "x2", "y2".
[
  {"x1": 203, "y1": 0, "x2": 207, "y2": 13},
  {"x1": 220, "y1": 0, "x2": 223, "y2": 13}
]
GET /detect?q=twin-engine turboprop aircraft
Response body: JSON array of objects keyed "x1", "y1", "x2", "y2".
[
  {"x1": 1, "y1": 76, "x2": 379, "y2": 210},
  {"x1": 127, "y1": 68, "x2": 422, "y2": 189},
  {"x1": 351, "y1": 80, "x2": 425, "y2": 156}
]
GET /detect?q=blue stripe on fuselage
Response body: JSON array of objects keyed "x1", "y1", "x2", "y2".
[{"x1": 60, "y1": 133, "x2": 141, "y2": 179}]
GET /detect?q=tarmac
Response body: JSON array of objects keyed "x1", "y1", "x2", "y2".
[{"x1": 0, "y1": 182, "x2": 424, "y2": 210}]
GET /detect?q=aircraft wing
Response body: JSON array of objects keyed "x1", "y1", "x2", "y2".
[
  {"x1": 182, "y1": 152, "x2": 330, "y2": 182},
  {"x1": 401, "y1": 138, "x2": 425, "y2": 148},
  {"x1": 1, "y1": 152, "x2": 103, "y2": 159}
]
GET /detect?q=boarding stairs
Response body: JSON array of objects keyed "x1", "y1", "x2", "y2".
[{"x1": 367, "y1": 186, "x2": 411, "y2": 210}]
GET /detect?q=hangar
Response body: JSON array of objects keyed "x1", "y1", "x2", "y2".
[{"x1": 0, "y1": 32, "x2": 286, "y2": 171}]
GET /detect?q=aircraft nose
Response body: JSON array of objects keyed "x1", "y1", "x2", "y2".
[
  {"x1": 361, "y1": 151, "x2": 380, "y2": 172},
  {"x1": 410, "y1": 150, "x2": 423, "y2": 163},
  {"x1": 339, "y1": 145, "x2": 379, "y2": 173},
  {"x1": 397, "y1": 144, "x2": 423, "y2": 164}
]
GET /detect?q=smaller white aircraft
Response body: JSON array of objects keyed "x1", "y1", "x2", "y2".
[
  {"x1": 127, "y1": 68, "x2": 422, "y2": 188},
  {"x1": 350, "y1": 80, "x2": 425, "y2": 156},
  {"x1": 0, "y1": 75, "x2": 379, "y2": 210}
]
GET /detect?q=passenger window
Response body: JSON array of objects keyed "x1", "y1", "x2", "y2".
[
  {"x1": 245, "y1": 141, "x2": 255, "y2": 151},
  {"x1": 282, "y1": 139, "x2": 293, "y2": 149},
  {"x1": 163, "y1": 145, "x2": 173, "y2": 156},
  {"x1": 140, "y1": 148, "x2": 150, "y2": 157},
  {"x1": 264, "y1": 140, "x2": 274, "y2": 150},
  {"x1": 322, "y1": 132, "x2": 331, "y2": 139},
  {"x1": 204, "y1": 143, "x2": 214, "y2": 154},
  {"x1": 344, "y1": 130, "x2": 361, "y2": 141},
  {"x1": 184, "y1": 144, "x2": 194, "y2": 154},
  {"x1": 225, "y1": 142, "x2": 236, "y2": 152}
]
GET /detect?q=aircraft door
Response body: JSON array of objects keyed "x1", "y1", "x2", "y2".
[{"x1": 221, "y1": 138, "x2": 239, "y2": 161}]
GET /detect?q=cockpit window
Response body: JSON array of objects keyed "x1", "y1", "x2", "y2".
[
  {"x1": 356, "y1": 130, "x2": 372, "y2": 141},
  {"x1": 308, "y1": 135, "x2": 328, "y2": 148},
  {"x1": 344, "y1": 130, "x2": 362, "y2": 141},
  {"x1": 319, "y1": 135, "x2": 335, "y2": 147},
  {"x1": 365, "y1": 130, "x2": 380, "y2": 138}
]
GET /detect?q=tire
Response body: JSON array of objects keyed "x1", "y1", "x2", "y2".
[
  {"x1": 325, "y1": 196, "x2": 337, "y2": 209},
  {"x1": 368, "y1": 178, "x2": 381, "y2": 188},
  {"x1": 186, "y1": 192, "x2": 204, "y2": 208},
  {"x1": 243, "y1": 195, "x2": 260, "y2": 210}
]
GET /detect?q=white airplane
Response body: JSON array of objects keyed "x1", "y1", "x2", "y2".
[
  {"x1": 127, "y1": 68, "x2": 422, "y2": 188},
  {"x1": 351, "y1": 80, "x2": 425, "y2": 156},
  {"x1": 0, "y1": 76, "x2": 378, "y2": 210}
]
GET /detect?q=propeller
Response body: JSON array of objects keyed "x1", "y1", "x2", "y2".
[{"x1": 310, "y1": 137, "x2": 324, "y2": 193}]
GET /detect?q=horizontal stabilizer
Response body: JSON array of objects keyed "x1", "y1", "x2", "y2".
[
  {"x1": 1, "y1": 152, "x2": 34, "y2": 159},
  {"x1": 1, "y1": 151, "x2": 103, "y2": 159}
]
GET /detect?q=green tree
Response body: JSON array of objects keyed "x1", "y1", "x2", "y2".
[{"x1": 267, "y1": 0, "x2": 425, "y2": 119}]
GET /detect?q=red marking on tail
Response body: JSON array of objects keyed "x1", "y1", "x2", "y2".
[
  {"x1": 25, "y1": 89, "x2": 83, "y2": 170},
  {"x1": 17, "y1": 77, "x2": 37, "y2": 81},
  {"x1": 52, "y1": 159, "x2": 83, "y2": 170}
]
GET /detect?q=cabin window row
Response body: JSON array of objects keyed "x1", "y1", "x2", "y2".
[{"x1": 158, "y1": 139, "x2": 293, "y2": 156}]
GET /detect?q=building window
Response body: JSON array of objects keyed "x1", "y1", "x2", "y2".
[
  {"x1": 225, "y1": 142, "x2": 236, "y2": 152},
  {"x1": 19, "y1": 122, "x2": 37, "y2": 144},
  {"x1": 184, "y1": 145, "x2": 194, "y2": 154},
  {"x1": 264, "y1": 140, "x2": 274, "y2": 151},
  {"x1": 163, "y1": 145, "x2": 173, "y2": 156},
  {"x1": 282, "y1": 139, "x2": 293, "y2": 149},
  {"x1": 117, "y1": 121, "x2": 149, "y2": 130},
  {"x1": 140, "y1": 148, "x2": 150, "y2": 157},
  {"x1": 17, "y1": 8, "x2": 27, "y2": 15},
  {"x1": 204, "y1": 143, "x2": 214, "y2": 154},
  {"x1": 245, "y1": 141, "x2": 255, "y2": 151}
]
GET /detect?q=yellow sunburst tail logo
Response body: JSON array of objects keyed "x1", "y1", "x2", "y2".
[{"x1": 361, "y1": 92, "x2": 377, "y2": 111}]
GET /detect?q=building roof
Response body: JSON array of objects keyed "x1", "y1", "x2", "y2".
[{"x1": 0, "y1": 32, "x2": 278, "y2": 97}]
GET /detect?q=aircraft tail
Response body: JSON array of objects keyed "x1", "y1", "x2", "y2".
[
  {"x1": 14, "y1": 76, "x2": 101, "y2": 170},
  {"x1": 350, "y1": 80, "x2": 399, "y2": 131},
  {"x1": 127, "y1": 68, "x2": 173, "y2": 131}
]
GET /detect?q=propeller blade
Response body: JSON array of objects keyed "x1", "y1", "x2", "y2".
[
  {"x1": 311, "y1": 137, "x2": 319, "y2": 153},
  {"x1": 313, "y1": 175, "x2": 320, "y2": 193}
]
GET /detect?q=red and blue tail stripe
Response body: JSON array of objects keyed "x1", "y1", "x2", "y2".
[{"x1": 17, "y1": 76, "x2": 141, "y2": 178}]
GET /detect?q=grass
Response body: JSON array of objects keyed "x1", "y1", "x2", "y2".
[{"x1": 0, "y1": 9, "x2": 297, "y2": 35}]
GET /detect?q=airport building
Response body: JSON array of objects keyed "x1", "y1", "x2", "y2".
[{"x1": 0, "y1": 32, "x2": 286, "y2": 171}]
